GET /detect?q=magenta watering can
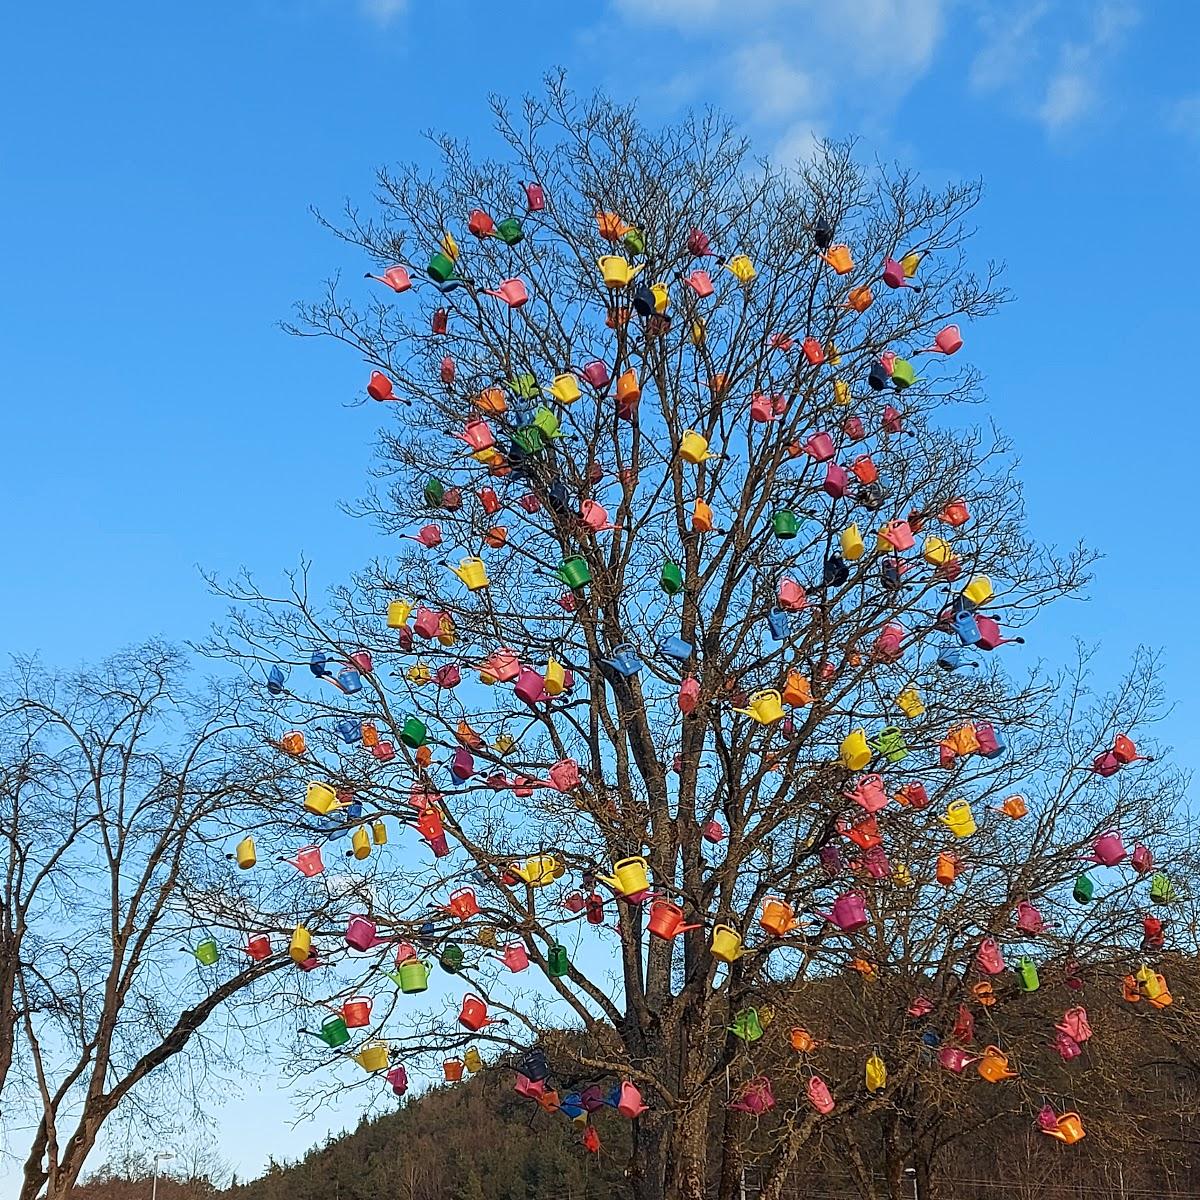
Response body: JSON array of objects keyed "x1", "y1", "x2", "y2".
[
  {"x1": 483, "y1": 277, "x2": 529, "y2": 308},
  {"x1": 823, "y1": 461, "x2": 849, "y2": 498},
  {"x1": 844, "y1": 774, "x2": 887, "y2": 814},
  {"x1": 514, "y1": 668, "x2": 546, "y2": 705},
  {"x1": 386, "y1": 1064, "x2": 409, "y2": 1096},
  {"x1": 729, "y1": 1076, "x2": 775, "y2": 1114},
  {"x1": 1085, "y1": 830, "x2": 1126, "y2": 867},
  {"x1": 1015, "y1": 900, "x2": 1044, "y2": 934},
  {"x1": 581, "y1": 360, "x2": 610, "y2": 388},
  {"x1": 412, "y1": 606, "x2": 442, "y2": 639},
  {"x1": 1131, "y1": 843, "x2": 1154, "y2": 873},
  {"x1": 677, "y1": 677, "x2": 700, "y2": 714},
  {"x1": 435, "y1": 663, "x2": 462, "y2": 688},
  {"x1": 750, "y1": 393, "x2": 781, "y2": 422},
  {"x1": 939, "y1": 1047, "x2": 976, "y2": 1073},
  {"x1": 1052, "y1": 1030, "x2": 1082, "y2": 1061},
  {"x1": 862, "y1": 846, "x2": 890, "y2": 880},
  {"x1": 818, "y1": 845, "x2": 843, "y2": 875},
  {"x1": 976, "y1": 938, "x2": 1006, "y2": 975},
  {"x1": 350, "y1": 649, "x2": 373, "y2": 673},
  {"x1": 450, "y1": 746, "x2": 476, "y2": 781},
  {"x1": 881, "y1": 256, "x2": 919, "y2": 290},
  {"x1": 819, "y1": 891, "x2": 868, "y2": 932},
  {"x1": 802, "y1": 432, "x2": 835, "y2": 462},
  {"x1": 345, "y1": 915, "x2": 388, "y2": 952}
]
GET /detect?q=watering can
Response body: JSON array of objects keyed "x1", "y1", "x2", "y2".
[
  {"x1": 547, "y1": 943, "x2": 570, "y2": 977},
  {"x1": 684, "y1": 268, "x2": 714, "y2": 297},
  {"x1": 1015, "y1": 956, "x2": 1039, "y2": 992},
  {"x1": 304, "y1": 782, "x2": 339, "y2": 817},
  {"x1": 1056, "y1": 1006, "x2": 1092, "y2": 1043},
  {"x1": 598, "y1": 256, "x2": 643, "y2": 288},
  {"x1": 345, "y1": 916, "x2": 388, "y2": 952},
  {"x1": 710, "y1": 924, "x2": 745, "y2": 963},
  {"x1": 976, "y1": 722, "x2": 1005, "y2": 759},
  {"x1": 498, "y1": 941, "x2": 529, "y2": 972},
  {"x1": 802, "y1": 432, "x2": 835, "y2": 462},
  {"x1": 759, "y1": 896, "x2": 799, "y2": 936},
  {"x1": 846, "y1": 285, "x2": 873, "y2": 313},
  {"x1": 186, "y1": 938, "x2": 219, "y2": 967},
  {"x1": 348, "y1": 826, "x2": 371, "y2": 861},
  {"x1": 354, "y1": 1041, "x2": 390, "y2": 1073},
  {"x1": 1073, "y1": 873, "x2": 1095, "y2": 904},
  {"x1": 581, "y1": 500, "x2": 617, "y2": 532},
  {"x1": 881, "y1": 256, "x2": 919, "y2": 290},
  {"x1": 336, "y1": 717, "x2": 360, "y2": 745},
  {"x1": 680, "y1": 430, "x2": 719, "y2": 464},
  {"x1": 897, "y1": 782, "x2": 929, "y2": 810},
  {"x1": 288, "y1": 925, "x2": 312, "y2": 966},
  {"x1": 976, "y1": 938, "x2": 1006, "y2": 975},
  {"x1": 690, "y1": 498, "x2": 716, "y2": 533},
  {"x1": 850, "y1": 454, "x2": 878, "y2": 484},
  {"x1": 245, "y1": 934, "x2": 272, "y2": 961},
  {"x1": 426, "y1": 252, "x2": 455, "y2": 284},
  {"x1": 339, "y1": 995, "x2": 372, "y2": 1028},
  {"x1": 412, "y1": 606, "x2": 443, "y2": 639},
  {"x1": 443, "y1": 887, "x2": 480, "y2": 921},
  {"x1": 396, "y1": 959, "x2": 430, "y2": 994},
  {"x1": 659, "y1": 635, "x2": 694, "y2": 662},
  {"x1": 952, "y1": 609, "x2": 981, "y2": 646},
  {"x1": 820, "y1": 892, "x2": 869, "y2": 932},
  {"x1": 819, "y1": 244, "x2": 854, "y2": 274},
  {"x1": 233, "y1": 835, "x2": 256, "y2": 870},
  {"x1": 823, "y1": 462, "x2": 849, "y2": 498},
  {"x1": 702, "y1": 819, "x2": 725, "y2": 843},
  {"x1": 283, "y1": 845, "x2": 324, "y2": 878},
  {"x1": 845, "y1": 774, "x2": 887, "y2": 814},
  {"x1": 935, "y1": 851, "x2": 960, "y2": 886},
  {"x1": 548, "y1": 757, "x2": 581, "y2": 790},
  {"x1": 399, "y1": 716, "x2": 427, "y2": 749},
  {"x1": 889, "y1": 358, "x2": 916, "y2": 389},
  {"x1": 937, "y1": 645, "x2": 977, "y2": 671},
  {"x1": 580, "y1": 360, "x2": 610, "y2": 389},
  {"x1": 961, "y1": 575, "x2": 993, "y2": 608},
  {"x1": 441, "y1": 1058, "x2": 464, "y2": 1082},
  {"x1": 531, "y1": 405, "x2": 562, "y2": 440},
  {"x1": 1150, "y1": 872, "x2": 1173, "y2": 904},
  {"x1": 386, "y1": 598, "x2": 413, "y2": 629},
  {"x1": 494, "y1": 216, "x2": 523, "y2": 246},
  {"x1": 778, "y1": 577, "x2": 806, "y2": 609},
  {"x1": 648, "y1": 900, "x2": 700, "y2": 940},
  {"x1": 730, "y1": 1008, "x2": 764, "y2": 1042},
  {"x1": 1015, "y1": 901, "x2": 1044, "y2": 934},
  {"x1": 383, "y1": 1064, "x2": 409, "y2": 1097},
  {"x1": 908, "y1": 995, "x2": 934, "y2": 1017},
  {"x1": 458, "y1": 993, "x2": 493, "y2": 1032},
  {"x1": 678, "y1": 677, "x2": 701, "y2": 713},
  {"x1": 807, "y1": 1075, "x2": 835, "y2": 1114},
  {"x1": 603, "y1": 644, "x2": 643, "y2": 677},
  {"x1": 1112, "y1": 733, "x2": 1148, "y2": 764},
  {"x1": 546, "y1": 372, "x2": 581, "y2": 405},
  {"x1": 938, "y1": 1046, "x2": 976, "y2": 1074},
  {"x1": 1045, "y1": 1113, "x2": 1086, "y2": 1145},
  {"x1": 266, "y1": 665, "x2": 286, "y2": 695},
  {"x1": 975, "y1": 617, "x2": 1023, "y2": 651},
  {"x1": 940, "y1": 800, "x2": 976, "y2": 838},
  {"x1": 922, "y1": 536, "x2": 953, "y2": 567},
  {"x1": 772, "y1": 510, "x2": 799, "y2": 539},
  {"x1": 840, "y1": 524, "x2": 865, "y2": 560},
  {"x1": 877, "y1": 520, "x2": 914, "y2": 552},
  {"x1": 597, "y1": 857, "x2": 650, "y2": 896},
  {"x1": 977, "y1": 1046, "x2": 1017, "y2": 1083},
  {"x1": 1085, "y1": 830, "x2": 1126, "y2": 867},
  {"x1": 313, "y1": 1015, "x2": 350, "y2": 1047},
  {"x1": 557, "y1": 556, "x2": 592, "y2": 589},
  {"x1": 732, "y1": 689, "x2": 784, "y2": 725},
  {"x1": 839, "y1": 729, "x2": 872, "y2": 771},
  {"x1": 822, "y1": 556, "x2": 850, "y2": 586},
  {"x1": 896, "y1": 687, "x2": 924, "y2": 718},
  {"x1": 543, "y1": 660, "x2": 567, "y2": 698},
  {"x1": 367, "y1": 371, "x2": 397, "y2": 402},
  {"x1": 921, "y1": 323, "x2": 963, "y2": 355},
  {"x1": 782, "y1": 671, "x2": 811, "y2": 707},
  {"x1": 510, "y1": 855, "x2": 564, "y2": 887},
  {"x1": 515, "y1": 667, "x2": 546, "y2": 705},
  {"x1": 730, "y1": 1076, "x2": 775, "y2": 1114},
  {"x1": 365, "y1": 264, "x2": 412, "y2": 292},
  {"x1": 801, "y1": 336, "x2": 825, "y2": 365},
  {"x1": 450, "y1": 747, "x2": 476, "y2": 782},
  {"x1": 722, "y1": 254, "x2": 756, "y2": 282},
  {"x1": 1131, "y1": 843, "x2": 1153, "y2": 873},
  {"x1": 440, "y1": 943, "x2": 465, "y2": 973},
  {"x1": 466, "y1": 208, "x2": 495, "y2": 238},
  {"x1": 790, "y1": 1027, "x2": 817, "y2": 1053},
  {"x1": 461, "y1": 1047, "x2": 483, "y2": 1075},
  {"x1": 863, "y1": 1053, "x2": 888, "y2": 1093},
  {"x1": 661, "y1": 560, "x2": 684, "y2": 595},
  {"x1": 873, "y1": 624, "x2": 905, "y2": 662}
]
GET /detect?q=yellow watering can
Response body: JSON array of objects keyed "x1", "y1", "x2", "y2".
[
  {"x1": 448, "y1": 557, "x2": 489, "y2": 592},
  {"x1": 289, "y1": 924, "x2": 312, "y2": 964},
  {"x1": 548, "y1": 373, "x2": 581, "y2": 404},
  {"x1": 865, "y1": 1053, "x2": 887, "y2": 1092},
  {"x1": 596, "y1": 856, "x2": 650, "y2": 896},
  {"x1": 438, "y1": 615, "x2": 457, "y2": 646},
  {"x1": 234, "y1": 835, "x2": 256, "y2": 869},
  {"x1": 897, "y1": 687, "x2": 924, "y2": 718},
  {"x1": 650, "y1": 281, "x2": 669, "y2": 313},
  {"x1": 922, "y1": 536, "x2": 953, "y2": 566},
  {"x1": 543, "y1": 659, "x2": 565, "y2": 696},
  {"x1": 839, "y1": 729, "x2": 872, "y2": 771},
  {"x1": 691, "y1": 318, "x2": 706, "y2": 345},
  {"x1": 680, "y1": 430, "x2": 719, "y2": 464},
  {"x1": 407, "y1": 662, "x2": 431, "y2": 685},
  {"x1": 892, "y1": 862, "x2": 913, "y2": 887},
  {"x1": 464, "y1": 1047, "x2": 483, "y2": 1073},
  {"x1": 350, "y1": 826, "x2": 371, "y2": 861},
  {"x1": 304, "y1": 782, "x2": 339, "y2": 817},
  {"x1": 372, "y1": 819, "x2": 388, "y2": 845},
  {"x1": 440, "y1": 229, "x2": 459, "y2": 262},
  {"x1": 826, "y1": 343, "x2": 842, "y2": 364},
  {"x1": 722, "y1": 254, "x2": 756, "y2": 282},
  {"x1": 962, "y1": 575, "x2": 993, "y2": 606},
  {"x1": 733, "y1": 689, "x2": 785, "y2": 725},
  {"x1": 833, "y1": 379, "x2": 850, "y2": 406},
  {"x1": 354, "y1": 1042, "x2": 391, "y2": 1072},
  {"x1": 710, "y1": 924, "x2": 745, "y2": 963},
  {"x1": 840, "y1": 524, "x2": 865, "y2": 561},
  {"x1": 900, "y1": 251, "x2": 922, "y2": 278},
  {"x1": 510, "y1": 855, "x2": 564, "y2": 887},
  {"x1": 494, "y1": 733, "x2": 517, "y2": 754},
  {"x1": 940, "y1": 799, "x2": 977, "y2": 838},
  {"x1": 598, "y1": 255, "x2": 644, "y2": 288}
]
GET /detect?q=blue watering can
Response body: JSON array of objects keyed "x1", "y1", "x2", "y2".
[
  {"x1": 336, "y1": 718, "x2": 360, "y2": 744},
  {"x1": 267, "y1": 665, "x2": 286, "y2": 695},
  {"x1": 310, "y1": 651, "x2": 329, "y2": 677},
  {"x1": 659, "y1": 635, "x2": 693, "y2": 661},
  {"x1": 937, "y1": 646, "x2": 978, "y2": 671},
  {"x1": 603, "y1": 644, "x2": 644, "y2": 677},
  {"x1": 953, "y1": 609, "x2": 981, "y2": 646}
]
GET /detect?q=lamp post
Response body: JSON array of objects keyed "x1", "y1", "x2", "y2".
[
  {"x1": 904, "y1": 1166, "x2": 918, "y2": 1200},
  {"x1": 152, "y1": 1150, "x2": 176, "y2": 1200}
]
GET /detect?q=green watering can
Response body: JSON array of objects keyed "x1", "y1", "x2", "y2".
[
  {"x1": 424, "y1": 478, "x2": 446, "y2": 506},
  {"x1": 440, "y1": 943, "x2": 465, "y2": 973},
  {"x1": 558, "y1": 556, "x2": 592, "y2": 589},
  {"x1": 623, "y1": 227, "x2": 645, "y2": 255},
  {"x1": 773, "y1": 510, "x2": 799, "y2": 539},
  {"x1": 730, "y1": 1008, "x2": 764, "y2": 1042},
  {"x1": 890, "y1": 358, "x2": 916, "y2": 389},
  {"x1": 660, "y1": 561, "x2": 683, "y2": 596},
  {"x1": 531, "y1": 406, "x2": 562, "y2": 440},
  {"x1": 494, "y1": 217, "x2": 524, "y2": 246},
  {"x1": 1072, "y1": 873, "x2": 1095, "y2": 904},
  {"x1": 512, "y1": 426, "x2": 544, "y2": 456},
  {"x1": 872, "y1": 726, "x2": 908, "y2": 764},
  {"x1": 509, "y1": 373, "x2": 540, "y2": 401},
  {"x1": 400, "y1": 717, "x2": 427, "y2": 749},
  {"x1": 316, "y1": 1015, "x2": 350, "y2": 1047},
  {"x1": 427, "y1": 252, "x2": 456, "y2": 283},
  {"x1": 1015, "y1": 957, "x2": 1039, "y2": 993},
  {"x1": 548, "y1": 944, "x2": 570, "y2": 977},
  {"x1": 1150, "y1": 872, "x2": 1174, "y2": 904},
  {"x1": 188, "y1": 938, "x2": 219, "y2": 967},
  {"x1": 389, "y1": 959, "x2": 430, "y2": 994}
]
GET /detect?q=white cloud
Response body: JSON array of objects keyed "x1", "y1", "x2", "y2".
[
  {"x1": 970, "y1": 1, "x2": 1050, "y2": 93},
  {"x1": 732, "y1": 42, "x2": 820, "y2": 122},
  {"x1": 1037, "y1": 1, "x2": 1139, "y2": 130},
  {"x1": 360, "y1": 0, "x2": 406, "y2": 23},
  {"x1": 1037, "y1": 70, "x2": 1091, "y2": 129},
  {"x1": 610, "y1": 0, "x2": 722, "y2": 22},
  {"x1": 1166, "y1": 94, "x2": 1200, "y2": 143}
]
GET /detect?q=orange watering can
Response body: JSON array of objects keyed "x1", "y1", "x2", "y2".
[
  {"x1": 997, "y1": 794, "x2": 1028, "y2": 819},
  {"x1": 443, "y1": 1058, "x2": 465, "y2": 1082},
  {"x1": 846, "y1": 285, "x2": 873, "y2": 312},
  {"x1": 1043, "y1": 1112, "x2": 1085, "y2": 1145},
  {"x1": 596, "y1": 211, "x2": 630, "y2": 240},
  {"x1": 977, "y1": 1045, "x2": 1017, "y2": 1083},
  {"x1": 647, "y1": 899, "x2": 700, "y2": 940},
  {"x1": 790, "y1": 1027, "x2": 817, "y2": 1053},
  {"x1": 819, "y1": 244, "x2": 854, "y2": 274},
  {"x1": 782, "y1": 671, "x2": 811, "y2": 707},
  {"x1": 758, "y1": 897, "x2": 799, "y2": 937}
]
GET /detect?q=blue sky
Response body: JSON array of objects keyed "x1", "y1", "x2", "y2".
[{"x1": 2, "y1": 0, "x2": 1198, "y2": 1184}]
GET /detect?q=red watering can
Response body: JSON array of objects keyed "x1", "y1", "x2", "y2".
[
  {"x1": 802, "y1": 432, "x2": 835, "y2": 462},
  {"x1": 368, "y1": 371, "x2": 399, "y2": 402},
  {"x1": 976, "y1": 938, "x2": 1006, "y2": 975},
  {"x1": 244, "y1": 934, "x2": 272, "y2": 961},
  {"x1": 458, "y1": 993, "x2": 493, "y2": 1031},
  {"x1": 431, "y1": 307, "x2": 448, "y2": 334},
  {"x1": 1085, "y1": 830, "x2": 1126, "y2": 867},
  {"x1": 393, "y1": 941, "x2": 417, "y2": 964},
  {"x1": 778, "y1": 578, "x2": 807, "y2": 610},
  {"x1": 842, "y1": 415, "x2": 865, "y2": 440},
  {"x1": 807, "y1": 1076, "x2": 835, "y2": 1114},
  {"x1": 365, "y1": 265, "x2": 411, "y2": 292},
  {"x1": 839, "y1": 815, "x2": 881, "y2": 851},
  {"x1": 678, "y1": 677, "x2": 701, "y2": 714},
  {"x1": 582, "y1": 1127, "x2": 600, "y2": 1154},
  {"x1": 498, "y1": 941, "x2": 529, "y2": 971},
  {"x1": 1143, "y1": 915, "x2": 1165, "y2": 948},
  {"x1": 907, "y1": 995, "x2": 933, "y2": 1017},
  {"x1": 480, "y1": 486, "x2": 501, "y2": 514},
  {"x1": 412, "y1": 606, "x2": 442, "y2": 639},
  {"x1": 1056, "y1": 1007, "x2": 1092, "y2": 1042},
  {"x1": 1015, "y1": 901, "x2": 1044, "y2": 934},
  {"x1": 703, "y1": 819, "x2": 725, "y2": 842},
  {"x1": 819, "y1": 891, "x2": 868, "y2": 932},
  {"x1": 769, "y1": 331, "x2": 794, "y2": 351},
  {"x1": 342, "y1": 995, "x2": 372, "y2": 1027},
  {"x1": 435, "y1": 663, "x2": 462, "y2": 689},
  {"x1": 468, "y1": 209, "x2": 495, "y2": 238},
  {"x1": 524, "y1": 181, "x2": 545, "y2": 211},
  {"x1": 881, "y1": 405, "x2": 904, "y2": 433},
  {"x1": 1131, "y1": 843, "x2": 1153, "y2": 873},
  {"x1": 345, "y1": 916, "x2": 389, "y2": 952},
  {"x1": 730, "y1": 1076, "x2": 775, "y2": 1114},
  {"x1": 953, "y1": 1004, "x2": 975, "y2": 1043},
  {"x1": 939, "y1": 1047, "x2": 977, "y2": 1073},
  {"x1": 443, "y1": 887, "x2": 480, "y2": 921},
  {"x1": 563, "y1": 891, "x2": 586, "y2": 914},
  {"x1": 919, "y1": 324, "x2": 962, "y2": 355},
  {"x1": 483, "y1": 278, "x2": 529, "y2": 307},
  {"x1": 1092, "y1": 751, "x2": 1120, "y2": 777},
  {"x1": 283, "y1": 845, "x2": 324, "y2": 877},
  {"x1": 802, "y1": 336, "x2": 825, "y2": 364},
  {"x1": 581, "y1": 360, "x2": 610, "y2": 388},
  {"x1": 687, "y1": 228, "x2": 713, "y2": 256},
  {"x1": 684, "y1": 268, "x2": 714, "y2": 297},
  {"x1": 823, "y1": 462, "x2": 849, "y2": 498},
  {"x1": 872, "y1": 624, "x2": 904, "y2": 662},
  {"x1": 844, "y1": 774, "x2": 887, "y2": 814},
  {"x1": 1113, "y1": 733, "x2": 1150, "y2": 764},
  {"x1": 514, "y1": 1073, "x2": 546, "y2": 1100},
  {"x1": 862, "y1": 845, "x2": 890, "y2": 880},
  {"x1": 410, "y1": 524, "x2": 442, "y2": 548},
  {"x1": 549, "y1": 758, "x2": 581, "y2": 790},
  {"x1": 450, "y1": 746, "x2": 475, "y2": 780},
  {"x1": 850, "y1": 455, "x2": 878, "y2": 484},
  {"x1": 617, "y1": 1081, "x2": 648, "y2": 1118},
  {"x1": 647, "y1": 900, "x2": 700, "y2": 940},
  {"x1": 896, "y1": 781, "x2": 929, "y2": 809}
]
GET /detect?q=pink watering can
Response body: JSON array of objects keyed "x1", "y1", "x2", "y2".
[
  {"x1": 581, "y1": 360, "x2": 610, "y2": 388},
  {"x1": 976, "y1": 938, "x2": 1006, "y2": 975},
  {"x1": 435, "y1": 663, "x2": 462, "y2": 688},
  {"x1": 1057, "y1": 1007, "x2": 1092, "y2": 1042},
  {"x1": 974, "y1": 616, "x2": 1024, "y2": 650},
  {"x1": 750, "y1": 393, "x2": 786, "y2": 422},
  {"x1": 843, "y1": 415, "x2": 865, "y2": 440},
  {"x1": 938, "y1": 1047, "x2": 977, "y2": 1073},
  {"x1": 729, "y1": 1076, "x2": 775, "y2": 1114},
  {"x1": 878, "y1": 519, "x2": 914, "y2": 551},
  {"x1": 498, "y1": 941, "x2": 529, "y2": 972},
  {"x1": 549, "y1": 758, "x2": 581, "y2": 791},
  {"x1": 1015, "y1": 901, "x2": 1045, "y2": 934},
  {"x1": 345, "y1": 915, "x2": 389, "y2": 951},
  {"x1": 367, "y1": 371, "x2": 399, "y2": 402},
  {"x1": 1037, "y1": 1104, "x2": 1061, "y2": 1133},
  {"x1": 881, "y1": 256, "x2": 920, "y2": 290},
  {"x1": 365, "y1": 265, "x2": 412, "y2": 292},
  {"x1": 844, "y1": 774, "x2": 887, "y2": 814},
  {"x1": 703, "y1": 819, "x2": 725, "y2": 842},
  {"x1": 684, "y1": 269, "x2": 714, "y2": 297},
  {"x1": 777, "y1": 578, "x2": 807, "y2": 610},
  {"x1": 819, "y1": 891, "x2": 869, "y2": 932},
  {"x1": 514, "y1": 1074, "x2": 546, "y2": 1100},
  {"x1": 457, "y1": 418, "x2": 496, "y2": 453},
  {"x1": 386, "y1": 1064, "x2": 409, "y2": 1096},
  {"x1": 440, "y1": 356, "x2": 455, "y2": 384},
  {"x1": 393, "y1": 940, "x2": 417, "y2": 964},
  {"x1": 678, "y1": 677, "x2": 701, "y2": 714},
  {"x1": 412, "y1": 606, "x2": 442, "y2": 639},
  {"x1": 802, "y1": 432, "x2": 835, "y2": 462},
  {"x1": 1085, "y1": 830, "x2": 1126, "y2": 867},
  {"x1": 524, "y1": 181, "x2": 545, "y2": 211},
  {"x1": 1131, "y1": 843, "x2": 1154, "y2": 873},
  {"x1": 483, "y1": 278, "x2": 529, "y2": 307},
  {"x1": 823, "y1": 462, "x2": 849, "y2": 498},
  {"x1": 872, "y1": 623, "x2": 905, "y2": 662},
  {"x1": 918, "y1": 324, "x2": 963, "y2": 355},
  {"x1": 907, "y1": 995, "x2": 934, "y2": 1017},
  {"x1": 862, "y1": 846, "x2": 890, "y2": 880},
  {"x1": 514, "y1": 668, "x2": 546, "y2": 705},
  {"x1": 282, "y1": 845, "x2": 324, "y2": 877},
  {"x1": 349, "y1": 649, "x2": 372, "y2": 673},
  {"x1": 410, "y1": 524, "x2": 442, "y2": 548},
  {"x1": 1052, "y1": 1030, "x2": 1082, "y2": 1061},
  {"x1": 881, "y1": 405, "x2": 904, "y2": 433},
  {"x1": 581, "y1": 499, "x2": 619, "y2": 532},
  {"x1": 807, "y1": 1076, "x2": 835, "y2": 1114},
  {"x1": 481, "y1": 648, "x2": 521, "y2": 683},
  {"x1": 617, "y1": 1082, "x2": 648, "y2": 1118}
]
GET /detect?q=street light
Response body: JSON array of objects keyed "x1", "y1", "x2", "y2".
[
  {"x1": 904, "y1": 1167, "x2": 918, "y2": 1200},
  {"x1": 152, "y1": 1150, "x2": 176, "y2": 1200}
]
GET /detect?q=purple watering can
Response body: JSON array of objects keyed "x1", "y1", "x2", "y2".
[
  {"x1": 729, "y1": 1076, "x2": 775, "y2": 1114},
  {"x1": 450, "y1": 747, "x2": 476, "y2": 782},
  {"x1": 581, "y1": 360, "x2": 610, "y2": 388},
  {"x1": 819, "y1": 845, "x2": 844, "y2": 876},
  {"x1": 819, "y1": 891, "x2": 868, "y2": 932}
]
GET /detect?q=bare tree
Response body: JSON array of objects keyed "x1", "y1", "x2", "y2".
[
  {"x1": 0, "y1": 643, "x2": 291, "y2": 1200},
  {"x1": 204, "y1": 76, "x2": 1193, "y2": 1200}
]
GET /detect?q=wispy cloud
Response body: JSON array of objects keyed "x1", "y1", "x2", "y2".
[
  {"x1": 360, "y1": 0, "x2": 406, "y2": 24},
  {"x1": 1166, "y1": 94, "x2": 1200, "y2": 144}
]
